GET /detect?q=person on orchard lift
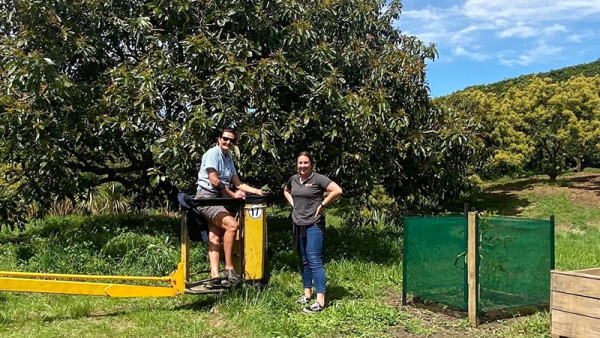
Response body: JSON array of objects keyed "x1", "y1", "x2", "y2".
[{"x1": 196, "y1": 128, "x2": 266, "y2": 286}]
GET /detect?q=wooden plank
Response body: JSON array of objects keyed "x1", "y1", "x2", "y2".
[
  {"x1": 552, "y1": 291, "x2": 600, "y2": 319},
  {"x1": 181, "y1": 211, "x2": 189, "y2": 282},
  {"x1": 575, "y1": 268, "x2": 600, "y2": 277},
  {"x1": 553, "y1": 269, "x2": 600, "y2": 281},
  {"x1": 550, "y1": 280, "x2": 554, "y2": 331},
  {"x1": 468, "y1": 212, "x2": 478, "y2": 327},
  {"x1": 552, "y1": 310, "x2": 600, "y2": 337},
  {"x1": 552, "y1": 272, "x2": 600, "y2": 299}
]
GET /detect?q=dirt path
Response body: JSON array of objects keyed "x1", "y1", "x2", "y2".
[
  {"x1": 481, "y1": 172, "x2": 600, "y2": 217},
  {"x1": 531, "y1": 173, "x2": 600, "y2": 207}
]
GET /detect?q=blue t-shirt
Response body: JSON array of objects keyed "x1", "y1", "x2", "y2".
[{"x1": 197, "y1": 146, "x2": 237, "y2": 193}]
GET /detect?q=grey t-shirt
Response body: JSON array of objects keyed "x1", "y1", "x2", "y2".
[{"x1": 285, "y1": 173, "x2": 332, "y2": 226}]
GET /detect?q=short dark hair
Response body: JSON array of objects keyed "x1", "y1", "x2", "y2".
[
  {"x1": 296, "y1": 151, "x2": 315, "y2": 165},
  {"x1": 220, "y1": 127, "x2": 238, "y2": 139}
]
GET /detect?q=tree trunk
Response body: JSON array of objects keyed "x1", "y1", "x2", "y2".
[{"x1": 574, "y1": 156, "x2": 582, "y2": 172}]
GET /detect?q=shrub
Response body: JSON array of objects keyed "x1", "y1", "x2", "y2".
[{"x1": 339, "y1": 185, "x2": 403, "y2": 228}]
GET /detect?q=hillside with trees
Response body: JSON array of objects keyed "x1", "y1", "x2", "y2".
[
  {"x1": 465, "y1": 58, "x2": 600, "y2": 94},
  {"x1": 438, "y1": 75, "x2": 600, "y2": 180}
]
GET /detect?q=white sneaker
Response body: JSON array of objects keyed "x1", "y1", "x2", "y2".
[
  {"x1": 303, "y1": 302, "x2": 324, "y2": 314},
  {"x1": 297, "y1": 295, "x2": 311, "y2": 305}
]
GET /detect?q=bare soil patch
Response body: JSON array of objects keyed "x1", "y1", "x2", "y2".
[
  {"x1": 386, "y1": 293, "x2": 530, "y2": 337},
  {"x1": 532, "y1": 173, "x2": 600, "y2": 207},
  {"x1": 483, "y1": 172, "x2": 600, "y2": 217}
]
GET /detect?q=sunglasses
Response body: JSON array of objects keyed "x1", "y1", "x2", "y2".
[{"x1": 220, "y1": 136, "x2": 236, "y2": 144}]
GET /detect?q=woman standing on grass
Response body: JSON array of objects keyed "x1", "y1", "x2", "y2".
[
  {"x1": 196, "y1": 127, "x2": 266, "y2": 286},
  {"x1": 284, "y1": 151, "x2": 342, "y2": 314}
]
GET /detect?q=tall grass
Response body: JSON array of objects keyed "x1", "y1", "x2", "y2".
[
  {"x1": 1, "y1": 193, "x2": 600, "y2": 336},
  {"x1": 0, "y1": 211, "x2": 409, "y2": 337},
  {"x1": 556, "y1": 227, "x2": 600, "y2": 270}
]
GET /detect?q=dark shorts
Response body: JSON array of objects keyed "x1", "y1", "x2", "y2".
[{"x1": 196, "y1": 189, "x2": 238, "y2": 222}]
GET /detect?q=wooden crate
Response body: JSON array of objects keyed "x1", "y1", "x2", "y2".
[{"x1": 551, "y1": 268, "x2": 600, "y2": 337}]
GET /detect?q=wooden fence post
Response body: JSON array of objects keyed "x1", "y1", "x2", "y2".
[
  {"x1": 180, "y1": 210, "x2": 189, "y2": 283},
  {"x1": 468, "y1": 212, "x2": 479, "y2": 327}
]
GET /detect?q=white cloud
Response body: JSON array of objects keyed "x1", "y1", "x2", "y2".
[
  {"x1": 499, "y1": 41, "x2": 563, "y2": 66},
  {"x1": 498, "y1": 26, "x2": 536, "y2": 38},
  {"x1": 397, "y1": 1, "x2": 599, "y2": 70},
  {"x1": 544, "y1": 24, "x2": 567, "y2": 36},
  {"x1": 401, "y1": 7, "x2": 461, "y2": 45},
  {"x1": 463, "y1": 0, "x2": 600, "y2": 23},
  {"x1": 567, "y1": 34, "x2": 585, "y2": 43},
  {"x1": 403, "y1": 7, "x2": 445, "y2": 22},
  {"x1": 497, "y1": 24, "x2": 564, "y2": 39},
  {"x1": 454, "y1": 46, "x2": 490, "y2": 61},
  {"x1": 400, "y1": 1, "x2": 600, "y2": 40},
  {"x1": 566, "y1": 30, "x2": 596, "y2": 42},
  {"x1": 448, "y1": 24, "x2": 495, "y2": 45}
]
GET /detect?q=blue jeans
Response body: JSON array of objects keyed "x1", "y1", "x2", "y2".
[{"x1": 299, "y1": 225, "x2": 326, "y2": 294}]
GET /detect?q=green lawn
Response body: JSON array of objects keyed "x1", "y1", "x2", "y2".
[
  {"x1": 0, "y1": 212, "x2": 409, "y2": 337},
  {"x1": 1, "y1": 172, "x2": 600, "y2": 336}
]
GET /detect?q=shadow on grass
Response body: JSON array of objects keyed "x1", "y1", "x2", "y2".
[
  {"x1": 471, "y1": 191, "x2": 531, "y2": 216},
  {"x1": 40, "y1": 309, "x2": 128, "y2": 323},
  {"x1": 327, "y1": 284, "x2": 351, "y2": 302},
  {"x1": 479, "y1": 304, "x2": 549, "y2": 324},
  {"x1": 484, "y1": 177, "x2": 548, "y2": 191},
  {"x1": 1, "y1": 214, "x2": 180, "y2": 248},
  {"x1": 563, "y1": 174, "x2": 600, "y2": 197},
  {"x1": 471, "y1": 173, "x2": 600, "y2": 215},
  {"x1": 486, "y1": 173, "x2": 600, "y2": 191},
  {"x1": 173, "y1": 296, "x2": 218, "y2": 312}
]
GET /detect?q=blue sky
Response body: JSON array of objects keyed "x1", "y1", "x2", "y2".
[{"x1": 395, "y1": 0, "x2": 600, "y2": 97}]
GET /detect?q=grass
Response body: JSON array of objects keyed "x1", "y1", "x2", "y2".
[
  {"x1": 1, "y1": 171, "x2": 600, "y2": 336},
  {"x1": 0, "y1": 211, "x2": 407, "y2": 337},
  {"x1": 473, "y1": 171, "x2": 600, "y2": 228},
  {"x1": 556, "y1": 228, "x2": 600, "y2": 271}
]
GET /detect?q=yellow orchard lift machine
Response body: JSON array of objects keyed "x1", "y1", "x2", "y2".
[{"x1": 0, "y1": 195, "x2": 268, "y2": 297}]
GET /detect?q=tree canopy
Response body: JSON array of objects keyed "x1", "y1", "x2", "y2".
[
  {"x1": 439, "y1": 75, "x2": 600, "y2": 180},
  {"x1": 465, "y1": 58, "x2": 600, "y2": 95},
  {"x1": 1, "y1": 0, "x2": 482, "y2": 227}
]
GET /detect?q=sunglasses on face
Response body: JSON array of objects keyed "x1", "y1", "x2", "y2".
[{"x1": 220, "y1": 136, "x2": 236, "y2": 144}]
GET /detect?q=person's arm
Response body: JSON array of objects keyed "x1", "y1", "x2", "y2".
[
  {"x1": 315, "y1": 181, "x2": 342, "y2": 217},
  {"x1": 231, "y1": 174, "x2": 265, "y2": 195},
  {"x1": 283, "y1": 188, "x2": 294, "y2": 208},
  {"x1": 207, "y1": 169, "x2": 242, "y2": 198}
]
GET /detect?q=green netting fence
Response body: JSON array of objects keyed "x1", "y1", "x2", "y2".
[{"x1": 403, "y1": 215, "x2": 554, "y2": 313}]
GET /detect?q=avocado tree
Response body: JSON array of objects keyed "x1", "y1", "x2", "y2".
[
  {"x1": 441, "y1": 76, "x2": 600, "y2": 180},
  {"x1": 505, "y1": 76, "x2": 600, "y2": 180},
  {"x1": 436, "y1": 89, "x2": 532, "y2": 178},
  {"x1": 1, "y1": 0, "x2": 481, "y2": 228}
]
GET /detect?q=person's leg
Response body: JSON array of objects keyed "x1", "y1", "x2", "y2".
[
  {"x1": 305, "y1": 225, "x2": 326, "y2": 307},
  {"x1": 298, "y1": 231, "x2": 313, "y2": 299},
  {"x1": 208, "y1": 223, "x2": 224, "y2": 278},
  {"x1": 212, "y1": 211, "x2": 239, "y2": 271}
]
